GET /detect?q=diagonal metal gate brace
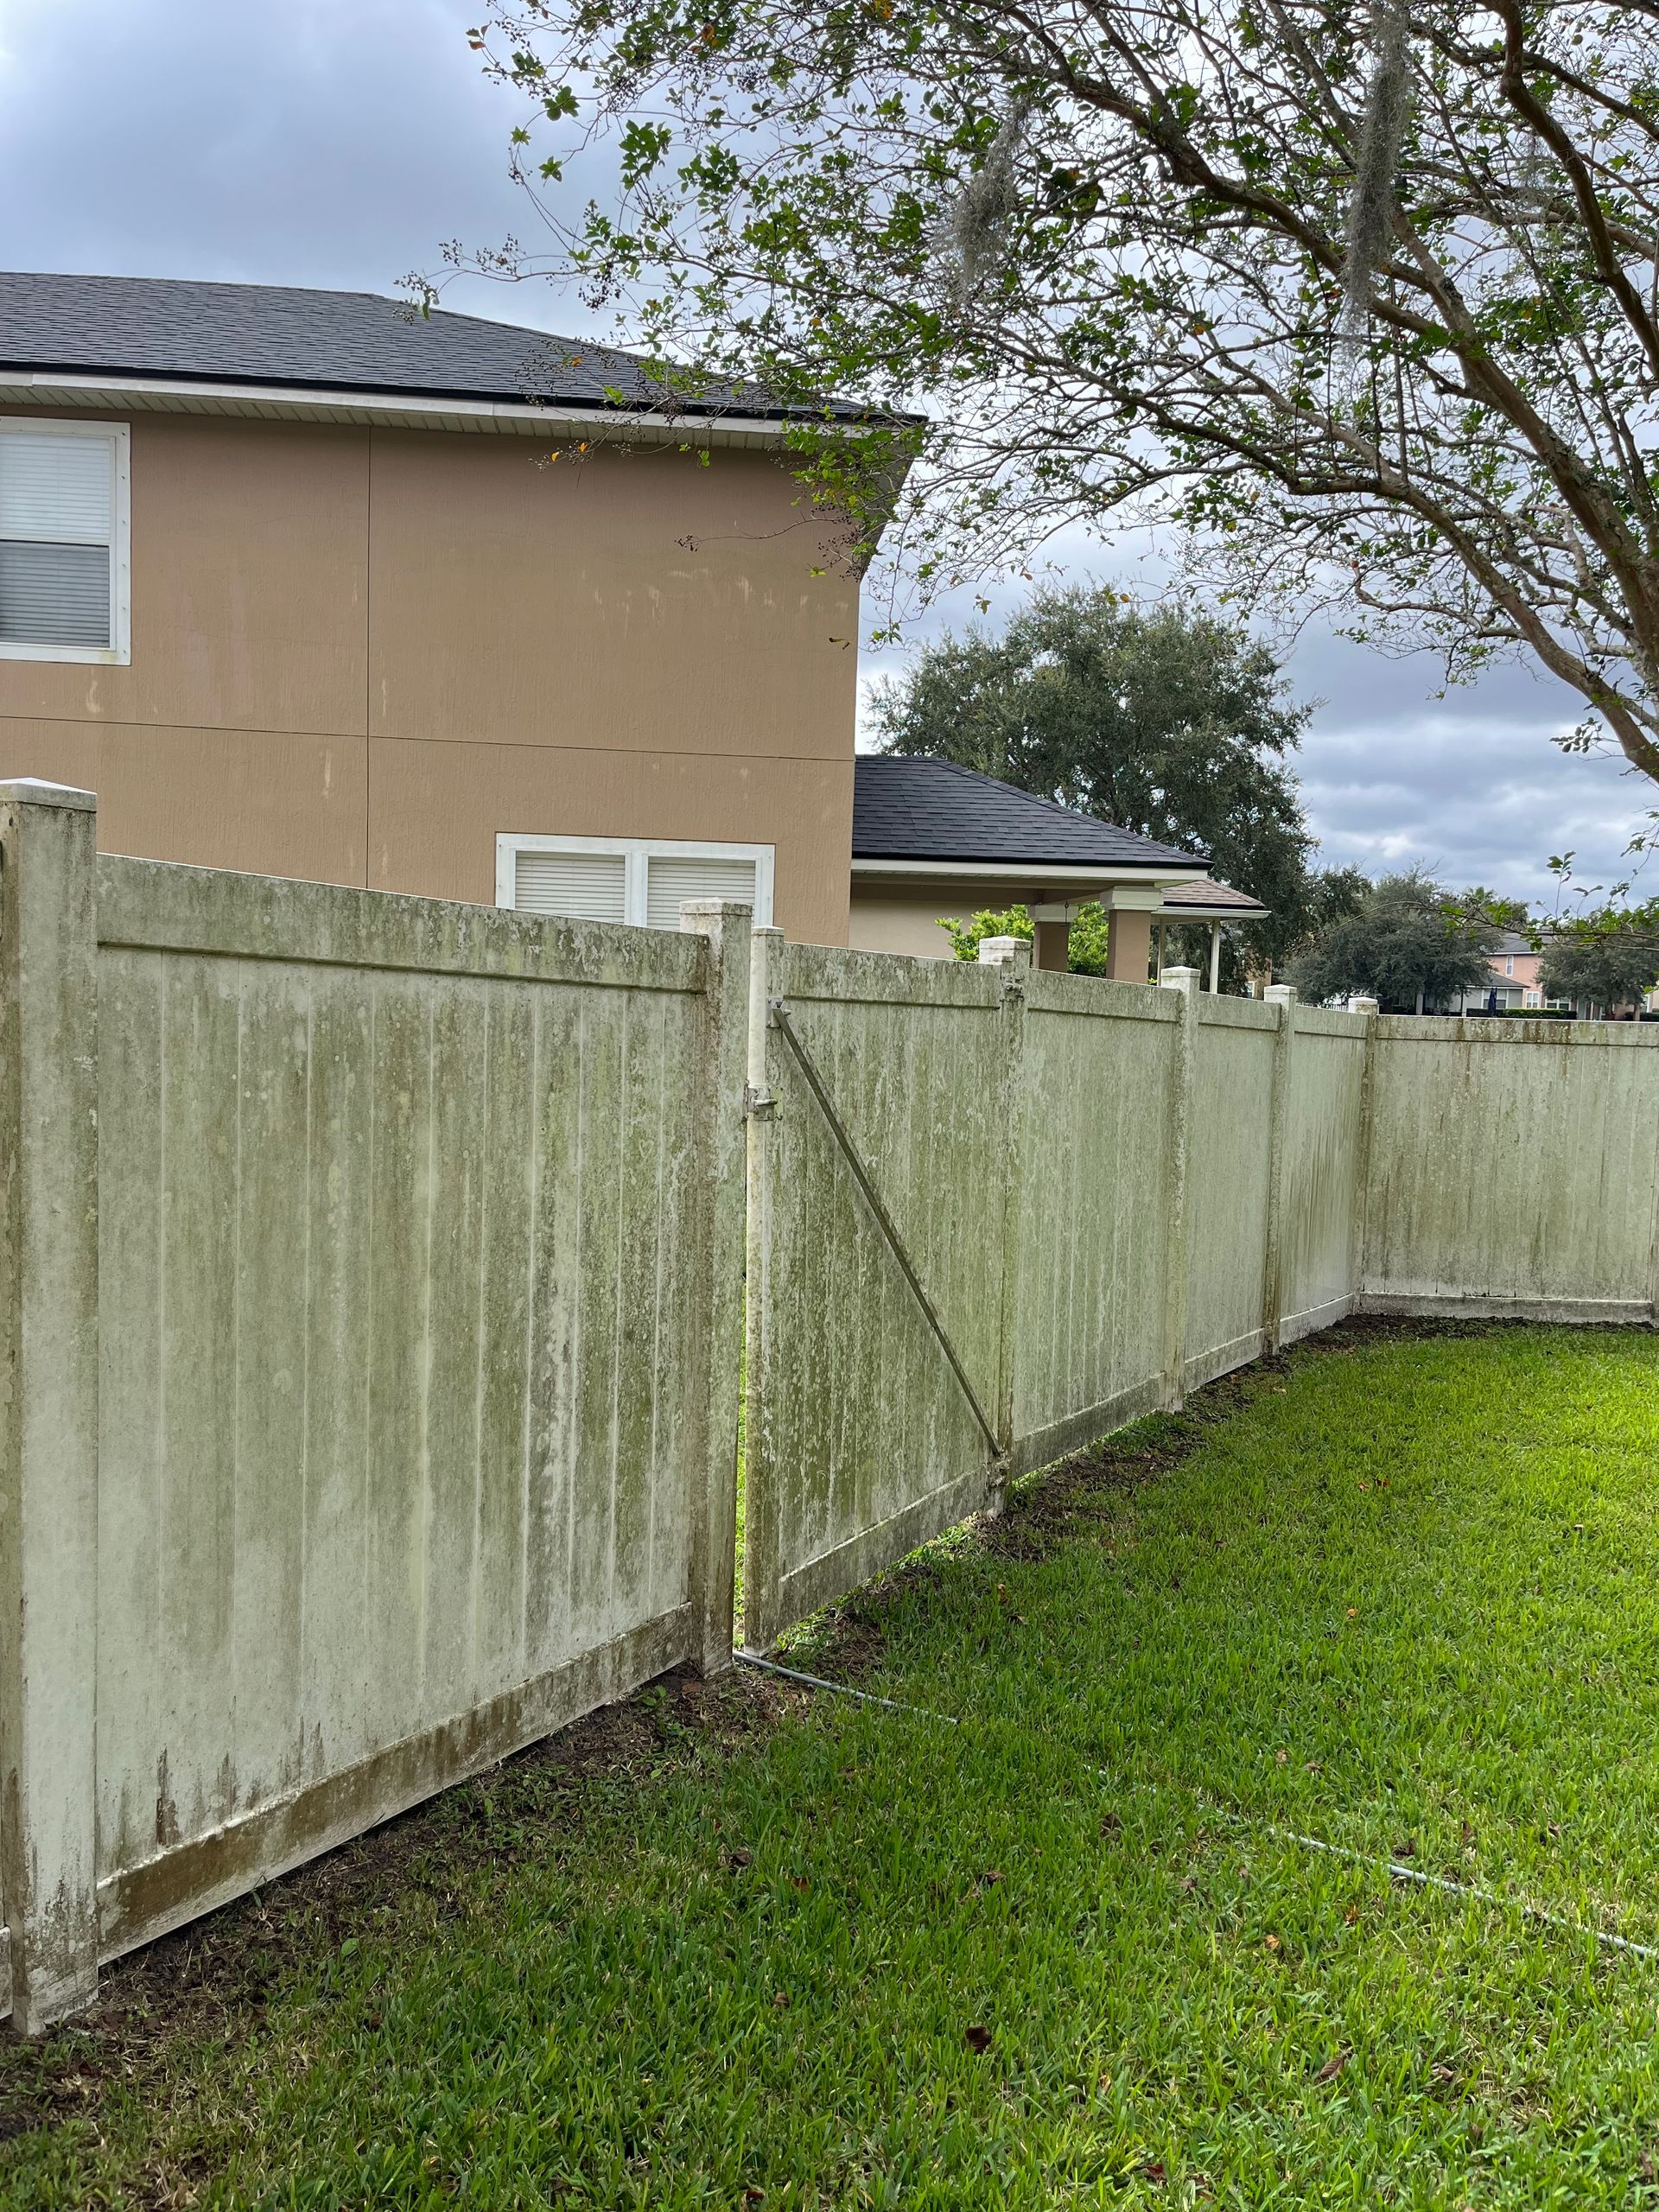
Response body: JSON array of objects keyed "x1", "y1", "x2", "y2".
[{"x1": 768, "y1": 998, "x2": 1001, "y2": 1458}]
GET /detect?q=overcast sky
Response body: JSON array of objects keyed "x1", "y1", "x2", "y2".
[{"x1": 0, "y1": 0, "x2": 1643, "y2": 908}]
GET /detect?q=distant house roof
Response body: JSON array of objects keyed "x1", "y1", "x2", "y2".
[
  {"x1": 852, "y1": 756, "x2": 1204, "y2": 872},
  {"x1": 1159, "y1": 877, "x2": 1268, "y2": 918},
  {"x1": 0, "y1": 270, "x2": 893, "y2": 430}
]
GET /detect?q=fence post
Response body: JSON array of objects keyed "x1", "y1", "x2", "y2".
[
  {"x1": 1159, "y1": 966, "x2": 1199, "y2": 1409},
  {"x1": 739, "y1": 925, "x2": 785, "y2": 1653},
  {"x1": 0, "y1": 780, "x2": 100, "y2": 2032},
  {"x1": 1349, "y1": 996, "x2": 1379, "y2": 1313},
  {"x1": 1261, "y1": 983, "x2": 1298, "y2": 1353},
  {"x1": 678, "y1": 900, "x2": 754, "y2": 1678},
  {"x1": 978, "y1": 936, "x2": 1030, "y2": 1486}
]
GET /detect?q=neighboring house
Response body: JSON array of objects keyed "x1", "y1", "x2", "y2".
[
  {"x1": 849, "y1": 756, "x2": 1262, "y2": 981},
  {"x1": 0, "y1": 272, "x2": 1262, "y2": 971},
  {"x1": 0, "y1": 271, "x2": 868, "y2": 941},
  {"x1": 1451, "y1": 931, "x2": 1555, "y2": 1013}
]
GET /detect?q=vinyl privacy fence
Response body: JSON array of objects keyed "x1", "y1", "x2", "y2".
[
  {"x1": 741, "y1": 937, "x2": 1659, "y2": 1646},
  {"x1": 3, "y1": 779, "x2": 1656, "y2": 2029}
]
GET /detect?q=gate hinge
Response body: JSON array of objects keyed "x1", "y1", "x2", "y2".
[{"x1": 744, "y1": 1084, "x2": 776, "y2": 1122}]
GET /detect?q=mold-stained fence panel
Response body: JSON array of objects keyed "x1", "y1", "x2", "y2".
[
  {"x1": 1011, "y1": 972, "x2": 1181, "y2": 1472},
  {"x1": 1277, "y1": 1008, "x2": 1370, "y2": 1344},
  {"x1": 1183, "y1": 997, "x2": 1280, "y2": 1389},
  {"x1": 0, "y1": 790, "x2": 748, "y2": 2026},
  {"x1": 742, "y1": 938, "x2": 1013, "y2": 1651},
  {"x1": 1362, "y1": 1017, "x2": 1659, "y2": 1319}
]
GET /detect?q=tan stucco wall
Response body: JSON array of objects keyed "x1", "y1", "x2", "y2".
[
  {"x1": 849, "y1": 884, "x2": 1011, "y2": 959},
  {"x1": 0, "y1": 410, "x2": 858, "y2": 943}
]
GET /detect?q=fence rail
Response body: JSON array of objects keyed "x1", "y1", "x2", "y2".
[{"x1": 3, "y1": 776, "x2": 1655, "y2": 2029}]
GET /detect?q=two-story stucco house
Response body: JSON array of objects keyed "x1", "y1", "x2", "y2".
[
  {"x1": 0, "y1": 272, "x2": 1246, "y2": 976},
  {"x1": 0, "y1": 270, "x2": 874, "y2": 938}
]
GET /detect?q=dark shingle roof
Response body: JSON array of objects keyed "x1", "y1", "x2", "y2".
[
  {"x1": 0, "y1": 271, "x2": 863, "y2": 419},
  {"x1": 852, "y1": 756, "x2": 1204, "y2": 869}
]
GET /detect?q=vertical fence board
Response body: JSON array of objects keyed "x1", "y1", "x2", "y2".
[
  {"x1": 1183, "y1": 1001, "x2": 1277, "y2": 1389},
  {"x1": 299, "y1": 969, "x2": 375, "y2": 1785},
  {"x1": 474, "y1": 986, "x2": 536, "y2": 1702},
  {"x1": 364, "y1": 977, "x2": 434, "y2": 1754},
  {"x1": 230, "y1": 958, "x2": 313, "y2": 1811},
  {"x1": 157, "y1": 952, "x2": 241, "y2": 1847},
  {"x1": 96, "y1": 949, "x2": 168, "y2": 1884}
]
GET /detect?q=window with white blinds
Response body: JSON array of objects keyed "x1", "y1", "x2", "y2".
[
  {"x1": 497, "y1": 835, "x2": 774, "y2": 931},
  {"x1": 512, "y1": 849, "x2": 628, "y2": 924},
  {"x1": 643, "y1": 853, "x2": 759, "y2": 928},
  {"x1": 0, "y1": 420, "x2": 130, "y2": 662}
]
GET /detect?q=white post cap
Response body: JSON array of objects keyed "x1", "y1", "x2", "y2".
[
  {"x1": 977, "y1": 935, "x2": 1032, "y2": 968},
  {"x1": 0, "y1": 779, "x2": 96, "y2": 812}
]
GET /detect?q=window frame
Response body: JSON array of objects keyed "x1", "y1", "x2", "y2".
[
  {"x1": 495, "y1": 831, "x2": 776, "y2": 929},
  {"x1": 0, "y1": 416, "x2": 131, "y2": 666}
]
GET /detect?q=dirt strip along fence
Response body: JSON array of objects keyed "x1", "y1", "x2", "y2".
[{"x1": 5, "y1": 776, "x2": 1658, "y2": 2028}]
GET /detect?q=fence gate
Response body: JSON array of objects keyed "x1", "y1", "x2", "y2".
[{"x1": 740, "y1": 931, "x2": 1021, "y2": 1649}]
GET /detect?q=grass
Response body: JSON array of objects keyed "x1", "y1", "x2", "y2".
[{"x1": 5, "y1": 1321, "x2": 1659, "y2": 2208}]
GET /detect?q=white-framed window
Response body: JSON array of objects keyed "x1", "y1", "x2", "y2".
[
  {"x1": 495, "y1": 833, "x2": 775, "y2": 930},
  {"x1": 1504, "y1": 955, "x2": 1515, "y2": 976},
  {"x1": 0, "y1": 417, "x2": 130, "y2": 664}
]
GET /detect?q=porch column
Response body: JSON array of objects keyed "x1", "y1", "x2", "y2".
[
  {"x1": 1208, "y1": 921, "x2": 1222, "y2": 993},
  {"x1": 1103, "y1": 885, "x2": 1164, "y2": 983},
  {"x1": 1032, "y1": 918, "x2": 1071, "y2": 972}
]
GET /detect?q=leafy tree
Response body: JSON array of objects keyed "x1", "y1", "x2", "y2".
[
  {"x1": 464, "y1": 2, "x2": 1659, "y2": 788},
  {"x1": 937, "y1": 900, "x2": 1110, "y2": 972},
  {"x1": 1540, "y1": 915, "x2": 1659, "y2": 1011},
  {"x1": 1288, "y1": 870, "x2": 1501, "y2": 1012},
  {"x1": 868, "y1": 588, "x2": 1314, "y2": 969},
  {"x1": 1454, "y1": 887, "x2": 1532, "y2": 932}
]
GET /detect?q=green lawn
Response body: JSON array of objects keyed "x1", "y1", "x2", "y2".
[{"x1": 6, "y1": 1323, "x2": 1659, "y2": 2209}]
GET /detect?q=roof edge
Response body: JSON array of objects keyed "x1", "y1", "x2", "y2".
[
  {"x1": 0, "y1": 368, "x2": 912, "y2": 448},
  {"x1": 851, "y1": 856, "x2": 1209, "y2": 881}
]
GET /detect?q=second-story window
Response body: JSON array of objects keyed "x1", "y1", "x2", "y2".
[{"x1": 0, "y1": 418, "x2": 130, "y2": 664}]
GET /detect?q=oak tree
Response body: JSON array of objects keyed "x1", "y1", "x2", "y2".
[{"x1": 458, "y1": 3, "x2": 1659, "y2": 786}]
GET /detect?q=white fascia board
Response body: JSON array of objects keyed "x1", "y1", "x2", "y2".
[
  {"x1": 850, "y1": 857, "x2": 1206, "y2": 887},
  {"x1": 0, "y1": 369, "x2": 805, "y2": 448}
]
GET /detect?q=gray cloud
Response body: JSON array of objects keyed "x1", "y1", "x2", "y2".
[
  {"x1": 3, "y1": 0, "x2": 1649, "y2": 910},
  {"x1": 0, "y1": 0, "x2": 578, "y2": 321},
  {"x1": 861, "y1": 547, "x2": 1647, "y2": 909}
]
